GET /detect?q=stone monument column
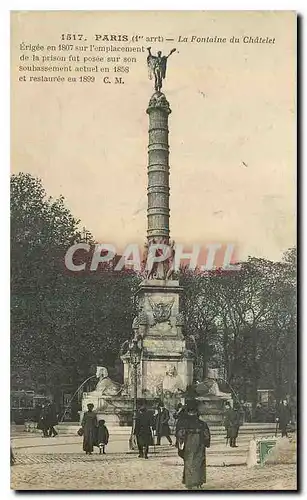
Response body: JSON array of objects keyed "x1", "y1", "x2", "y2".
[
  {"x1": 146, "y1": 93, "x2": 171, "y2": 244},
  {"x1": 121, "y1": 48, "x2": 194, "y2": 406}
]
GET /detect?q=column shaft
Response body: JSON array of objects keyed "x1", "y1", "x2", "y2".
[{"x1": 146, "y1": 94, "x2": 171, "y2": 243}]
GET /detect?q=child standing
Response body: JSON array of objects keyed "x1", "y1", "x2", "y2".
[{"x1": 97, "y1": 419, "x2": 109, "y2": 455}]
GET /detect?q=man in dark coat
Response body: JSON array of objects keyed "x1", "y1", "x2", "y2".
[
  {"x1": 177, "y1": 399, "x2": 210, "y2": 490},
  {"x1": 154, "y1": 403, "x2": 172, "y2": 445},
  {"x1": 134, "y1": 406, "x2": 153, "y2": 459},
  {"x1": 47, "y1": 402, "x2": 58, "y2": 437},
  {"x1": 276, "y1": 400, "x2": 292, "y2": 437},
  {"x1": 81, "y1": 403, "x2": 98, "y2": 454},
  {"x1": 38, "y1": 403, "x2": 49, "y2": 437},
  {"x1": 224, "y1": 402, "x2": 241, "y2": 447},
  {"x1": 174, "y1": 403, "x2": 186, "y2": 449},
  {"x1": 174, "y1": 402, "x2": 185, "y2": 424}
]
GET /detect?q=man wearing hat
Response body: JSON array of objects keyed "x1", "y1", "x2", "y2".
[
  {"x1": 276, "y1": 399, "x2": 292, "y2": 437},
  {"x1": 134, "y1": 406, "x2": 154, "y2": 459},
  {"x1": 223, "y1": 401, "x2": 241, "y2": 447},
  {"x1": 154, "y1": 402, "x2": 173, "y2": 446}
]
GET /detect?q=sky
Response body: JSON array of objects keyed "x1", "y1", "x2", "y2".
[{"x1": 11, "y1": 10, "x2": 296, "y2": 261}]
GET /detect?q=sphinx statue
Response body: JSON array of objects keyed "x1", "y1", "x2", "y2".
[
  {"x1": 94, "y1": 366, "x2": 123, "y2": 396},
  {"x1": 195, "y1": 368, "x2": 231, "y2": 399}
]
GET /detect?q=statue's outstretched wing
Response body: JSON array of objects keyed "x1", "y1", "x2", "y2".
[
  {"x1": 161, "y1": 56, "x2": 167, "y2": 79},
  {"x1": 147, "y1": 55, "x2": 155, "y2": 80}
]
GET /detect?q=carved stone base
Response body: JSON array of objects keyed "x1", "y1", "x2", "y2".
[
  {"x1": 197, "y1": 396, "x2": 231, "y2": 426},
  {"x1": 121, "y1": 278, "x2": 194, "y2": 400},
  {"x1": 80, "y1": 394, "x2": 133, "y2": 426}
]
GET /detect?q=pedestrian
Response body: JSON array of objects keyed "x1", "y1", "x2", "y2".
[
  {"x1": 154, "y1": 402, "x2": 172, "y2": 445},
  {"x1": 223, "y1": 402, "x2": 240, "y2": 447},
  {"x1": 255, "y1": 403, "x2": 264, "y2": 422},
  {"x1": 34, "y1": 404, "x2": 42, "y2": 426},
  {"x1": 38, "y1": 403, "x2": 49, "y2": 438},
  {"x1": 177, "y1": 399, "x2": 210, "y2": 490},
  {"x1": 81, "y1": 403, "x2": 98, "y2": 455},
  {"x1": 268, "y1": 402, "x2": 277, "y2": 423},
  {"x1": 239, "y1": 400, "x2": 245, "y2": 425},
  {"x1": 244, "y1": 402, "x2": 252, "y2": 423},
  {"x1": 276, "y1": 399, "x2": 292, "y2": 437},
  {"x1": 47, "y1": 402, "x2": 58, "y2": 437},
  {"x1": 134, "y1": 406, "x2": 153, "y2": 459},
  {"x1": 174, "y1": 402, "x2": 186, "y2": 449},
  {"x1": 231, "y1": 403, "x2": 241, "y2": 447},
  {"x1": 97, "y1": 419, "x2": 109, "y2": 455},
  {"x1": 223, "y1": 402, "x2": 231, "y2": 446},
  {"x1": 174, "y1": 402, "x2": 185, "y2": 423}
]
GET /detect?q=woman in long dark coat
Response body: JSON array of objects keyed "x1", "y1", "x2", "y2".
[
  {"x1": 177, "y1": 400, "x2": 211, "y2": 490},
  {"x1": 81, "y1": 403, "x2": 98, "y2": 455}
]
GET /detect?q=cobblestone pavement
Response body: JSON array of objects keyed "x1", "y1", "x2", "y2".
[{"x1": 11, "y1": 434, "x2": 297, "y2": 491}]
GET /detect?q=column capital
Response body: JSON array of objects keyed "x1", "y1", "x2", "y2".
[{"x1": 146, "y1": 92, "x2": 171, "y2": 115}]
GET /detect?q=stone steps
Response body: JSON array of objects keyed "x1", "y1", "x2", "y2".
[{"x1": 14, "y1": 422, "x2": 278, "y2": 437}]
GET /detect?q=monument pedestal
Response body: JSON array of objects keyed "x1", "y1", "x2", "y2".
[
  {"x1": 81, "y1": 393, "x2": 133, "y2": 426},
  {"x1": 121, "y1": 279, "x2": 194, "y2": 400},
  {"x1": 197, "y1": 396, "x2": 230, "y2": 426},
  {"x1": 195, "y1": 370, "x2": 231, "y2": 425}
]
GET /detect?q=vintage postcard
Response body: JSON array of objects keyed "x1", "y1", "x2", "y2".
[{"x1": 10, "y1": 11, "x2": 296, "y2": 491}]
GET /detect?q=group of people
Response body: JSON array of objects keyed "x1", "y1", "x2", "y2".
[
  {"x1": 223, "y1": 398, "x2": 294, "y2": 446},
  {"x1": 80, "y1": 403, "x2": 109, "y2": 455},
  {"x1": 37, "y1": 402, "x2": 59, "y2": 438},
  {"x1": 133, "y1": 402, "x2": 173, "y2": 459},
  {"x1": 133, "y1": 400, "x2": 211, "y2": 490},
  {"x1": 78, "y1": 397, "x2": 294, "y2": 490},
  {"x1": 81, "y1": 400, "x2": 210, "y2": 489},
  {"x1": 223, "y1": 398, "x2": 295, "y2": 446}
]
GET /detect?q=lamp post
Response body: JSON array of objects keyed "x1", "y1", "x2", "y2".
[{"x1": 128, "y1": 337, "x2": 142, "y2": 450}]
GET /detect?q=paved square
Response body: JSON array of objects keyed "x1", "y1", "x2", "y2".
[{"x1": 11, "y1": 432, "x2": 297, "y2": 490}]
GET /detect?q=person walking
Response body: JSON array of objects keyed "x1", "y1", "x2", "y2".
[
  {"x1": 154, "y1": 402, "x2": 172, "y2": 446},
  {"x1": 174, "y1": 403, "x2": 186, "y2": 449},
  {"x1": 81, "y1": 403, "x2": 98, "y2": 455},
  {"x1": 174, "y1": 402, "x2": 185, "y2": 424},
  {"x1": 176, "y1": 399, "x2": 210, "y2": 490},
  {"x1": 38, "y1": 403, "x2": 49, "y2": 438},
  {"x1": 231, "y1": 404, "x2": 241, "y2": 447},
  {"x1": 223, "y1": 402, "x2": 232, "y2": 446},
  {"x1": 97, "y1": 419, "x2": 109, "y2": 454},
  {"x1": 276, "y1": 399, "x2": 292, "y2": 437},
  {"x1": 224, "y1": 402, "x2": 241, "y2": 447},
  {"x1": 47, "y1": 402, "x2": 58, "y2": 437},
  {"x1": 134, "y1": 406, "x2": 153, "y2": 459}
]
